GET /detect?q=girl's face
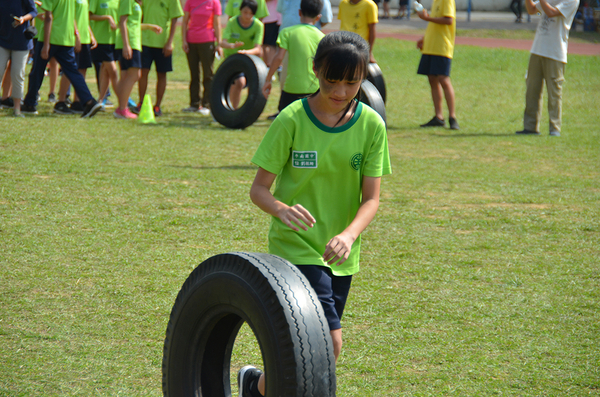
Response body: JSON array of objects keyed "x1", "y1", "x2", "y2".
[
  {"x1": 315, "y1": 71, "x2": 362, "y2": 113},
  {"x1": 239, "y1": 7, "x2": 255, "y2": 25}
]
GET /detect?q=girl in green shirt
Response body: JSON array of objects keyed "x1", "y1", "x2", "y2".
[{"x1": 244, "y1": 30, "x2": 391, "y2": 397}]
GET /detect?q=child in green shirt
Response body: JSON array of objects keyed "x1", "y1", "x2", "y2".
[
  {"x1": 262, "y1": 0, "x2": 324, "y2": 118},
  {"x1": 241, "y1": 31, "x2": 391, "y2": 397},
  {"x1": 219, "y1": 0, "x2": 263, "y2": 109}
]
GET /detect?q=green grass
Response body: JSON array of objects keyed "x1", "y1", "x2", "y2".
[{"x1": 1, "y1": 37, "x2": 599, "y2": 396}]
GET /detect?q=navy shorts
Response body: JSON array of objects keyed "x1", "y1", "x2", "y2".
[
  {"x1": 296, "y1": 265, "x2": 352, "y2": 331},
  {"x1": 75, "y1": 44, "x2": 92, "y2": 69},
  {"x1": 417, "y1": 54, "x2": 452, "y2": 76},
  {"x1": 92, "y1": 43, "x2": 118, "y2": 62},
  {"x1": 263, "y1": 22, "x2": 280, "y2": 46},
  {"x1": 118, "y1": 49, "x2": 142, "y2": 70},
  {"x1": 141, "y1": 46, "x2": 173, "y2": 73},
  {"x1": 278, "y1": 91, "x2": 311, "y2": 112}
]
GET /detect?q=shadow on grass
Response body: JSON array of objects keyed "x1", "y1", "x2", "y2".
[
  {"x1": 161, "y1": 114, "x2": 273, "y2": 130},
  {"x1": 432, "y1": 132, "x2": 518, "y2": 137},
  {"x1": 386, "y1": 125, "x2": 516, "y2": 137}
]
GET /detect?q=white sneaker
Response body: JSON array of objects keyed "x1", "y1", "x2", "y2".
[
  {"x1": 199, "y1": 107, "x2": 210, "y2": 116},
  {"x1": 182, "y1": 106, "x2": 199, "y2": 112}
]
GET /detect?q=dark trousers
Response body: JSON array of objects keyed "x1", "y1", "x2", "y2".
[
  {"x1": 510, "y1": 0, "x2": 522, "y2": 18},
  {"x1": 186, "y1": 42, "x2": 215, "y2": 108},
  {"x1": 24, "y1": 42, "x2": 94, "y2": 106}
]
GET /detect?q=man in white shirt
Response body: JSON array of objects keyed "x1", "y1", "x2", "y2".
[{"x1": 516, "y1": 0, "x2": 578, "y2": 137}]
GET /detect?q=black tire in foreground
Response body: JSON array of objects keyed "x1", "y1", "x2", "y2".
[
  {"x1": 162, "y1": 252, "x2": 337, "y2": 397},
  {"x1": 367, "y1": 62, "x2": 387, "y2": 104},
  {"x1": 360, "y1": 80, "x2": 387, "y2": 123},
  {"x1": 209, "y1": 54, "x2": 268, "y2": 129}
]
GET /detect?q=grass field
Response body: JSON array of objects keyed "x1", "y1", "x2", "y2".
[{"x1": 1, "y1": 36, "x2": 599, "y2": 396}]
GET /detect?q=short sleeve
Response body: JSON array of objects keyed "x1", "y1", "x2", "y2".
[
  {"x1": 276, "y1": 27, "x2": 288, "y2": 50},
  {"x1": 214, "y1": 0, "x2": 222, "y2": 15},
  {"x1": 251, "y1": 117, "x2": 295, "y2": 176},
  {"x1": 556, "y1": 0, "x2": 578, "y2": 20},
  {"x1": 253, "y1": 20, "x2": 264, "y2": 45},
  {"x1": 169, "y1": 0, "x2": 184, "y2": 18},
  {"x1": 320, "y1": 0, "x2": 333, "y2": 24},
  {"x1": 367, "y1": 1, "x2": 378, "y2": 24},
  {"x1": 441, "y1": 0, "x2": 456, "y2": 18}
]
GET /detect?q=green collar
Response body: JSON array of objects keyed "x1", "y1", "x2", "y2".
[{"x1": 302, "y1": 98, "x2": 363, "y2": 133}]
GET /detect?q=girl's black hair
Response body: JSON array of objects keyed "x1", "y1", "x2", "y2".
[
  {"x1": 240, "y1": 0, "x2": 258, "y2": 14},
  {"x1": 313, "y1": 31, "x2": 370, "y2": 83},
  {"x1": 312, "y1": 31, "x2": 370, "y2": 127}
]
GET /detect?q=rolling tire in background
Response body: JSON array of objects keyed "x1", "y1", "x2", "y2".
[
  {"x1": 360, "y1": 80, "x2": 387, "y2": 123},
  {"x1": 367, "y1": 62, "x2": 387, "y2": 104},
  {"x1": 209, "y1": 54, "x2": 268, "y2": 129},
  {"x1": 162, "y1": 252, "x2": 337, "y2": 397}
]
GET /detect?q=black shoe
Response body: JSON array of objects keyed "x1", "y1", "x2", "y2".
[
  {"x1": 81, "y1": 99, "x2": 103, "y2": 118},
  {"x1": 54, "y1": 101, "x2": 74, "y2": 115},
  {"x1": 449, "y1": 117, "x2": 460, "y2": 130},
  {"x1": 420, "y1": 116, "x2": 445, "y2": 127},
  {"x1": 238, "y1": 366, "x2": 263, "y2": 397},
  {"x1": 0, "y1": 97, "x2": 14, "y2": 109},
  {"x1": 21, "y1": 104, "x2": 38, "y2": 114},
  {"x1": 70, "y1": 101, "x2": 84, "y2": 114},
  {"x1": 516, "y1": 129, "x2": 540, "y2": 135},
  {"x1": 267, "y1": 113, "x2": 279, "y2": 120},
  {"x1": 48, "y1": 93, "x2": 57, "y2": 103}
]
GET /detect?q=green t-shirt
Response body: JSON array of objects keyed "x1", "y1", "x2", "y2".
[
  {"x1": 41, "y1": 0, "x2": 76, "y2": 46},
  {"x1": 251, "y1": 98, "x2": 392, "y2": 276},
  {"x1": 75, "y1": 0, "x2": 91, "y2": 44},
  {"x1": 115, "y1": 0, "x2": 142, "y2": 51},
  {"x1": 225, "y1": 0, "x2": 268, "y2": 19},
  {"x1": 222, "y1": 16, "x2": 264, "y2": 58},
  {"x1": 89, "y1": 0, "x2": 119, "y2": 44},
  {"x1": 141, "y1": 0, "x2": 183, "y2": 48},
  {"x1": 34, "y1": 4, "x2": 44, "y2": 40},
  {"x1": 277, "y1": 24, "x2": 324, "y2": 95}
]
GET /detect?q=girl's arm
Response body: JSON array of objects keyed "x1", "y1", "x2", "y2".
[
  {"x1": 262, "y1": 46, "x2": 286, "y2": 98},
  {"x1": 89, "y1": 13, "x2": 118, "y2": 30},
  {"x1": 119, "y1": 15, "x2": 131, "y2": 59},
  {"x1": 417, "y1": 9, "x2": 453, "y2": 25},
  {"x1": 238, "y1": 43, "x2": 262, "y2": 56},
  {"x1": 42, "y1": 10, "x2": 52, "y2": 59},
  {"x1": 250, "y1": 167, "x2": 316, "y2": 232},
  {"x1": 163, "y1": 17, "x2": 178, "y2": 56},
  {"x1": 141, "y1": 23, "x2": 163, "y2": 33},
  {"x1": 323, "y1": 176, "x2": 381, "y2": 266},
  {"x1": 182, "y1": 12, "x2": 190, "y2": 53},
  {"x1": 214, "y1": 14, "x2": 222, "y2": 57}
]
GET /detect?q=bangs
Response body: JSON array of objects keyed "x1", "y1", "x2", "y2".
[{"x1": 319, "y1": 45, "x2": 367, "y2": 82}]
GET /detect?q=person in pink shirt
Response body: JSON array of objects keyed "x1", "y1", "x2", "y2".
[
  {"x1": 182, "y1": 0, "x2": 223, "y2": 115},
  {"x1": 262, "y1": 0, "x2": 282, "y2": 67}
]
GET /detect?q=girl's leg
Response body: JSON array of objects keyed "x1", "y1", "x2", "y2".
[
  {"x1": 230, "y1": 76, "x2": 245, "y2": 110},
  {"x1": 117, "y1": 67, "x2": 141, "y2": 111},
  {"x1": 138, "y1": 67, "x2": 150, "y2": 105},
  {"x1": 438, "y1": 75, "x2": 456, "y2": 119},
  {"x1": 155, "y1": 71, "x2": 167, "y2": 108},
  {"x1": 48, "y1": 58, "x2": 59, "y2": 99},
  {"x1": 186, "y1": 43, "x2": 201, "y2": 108},
  {"x1": 428, "y1": 75, "x2": 444, "y2": 120},
  {"x1": 99, "y1": 61, "x2": 119, "y2": 101},
  {"x1": 198, "y1": 42, "x2": 216, "y2": 109},
  {"x1": 1, "y1": 58, "x2": 12, "y2": 99}
]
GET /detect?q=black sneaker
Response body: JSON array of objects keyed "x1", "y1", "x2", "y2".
[
  {"x1": 420, "y1": 116, "x2": 445, "y2": 127},
  {"x1": 21, "y1": 104, "x2": 38, "y2": 114},
  {"x1": 267, "y1": 113, "x2": 279, "y2": 121},
  {"x1": 238, "y1": 366, "x2": 263, "y2": 397},
  {"x1": 48, "y1": 93, "x2": 57, "y2": 103},
  {"x1": 54, "y1": 101, "x2": 74, "y2": 115},
  {"x1": 0, "y1": 97, "x2": 14, "y2": 109},
  {"x1": 81, "y1": 100, "x2": 103, "y2": 118},
  {"x1": 515, "y1": 129, "x2": 540, "y2": 135},
  {"x1": 70, "y1": 101, "x2": 84, "y2": 114},
  {"x1": 449, "y1": 117, "x2": 460, "y2": 130}
]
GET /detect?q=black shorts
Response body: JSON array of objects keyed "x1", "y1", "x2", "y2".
[
  {"x1": 75, "y1": 43, "x2": 92, "y2": 69},
  {"x1": 417, "y1": 54, "x2": 452, "y2": 76},
  {"x1": 141, "y1": 45, "x2": 173, "y2": 73},
  {"x1": 278, "y1": 91, "x2": 311, "y2": 112},
  {"x1": 399, "y1": 0, "x2": 407, "y2": 5},
  {"x1": 118, "y1": 49, "x2": 142, "y2": 70},
  {"x1": 263, "y1": 22, "x2": 280, "y2": 46},
  {"x1": 295, "y1": 265, "x2": 352, "y2": 331},
  {"x1": 92, "y1": 43, "x2": 118, "y2": 62}
]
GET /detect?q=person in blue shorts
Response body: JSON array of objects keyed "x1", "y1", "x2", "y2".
[{"x1": 240, "y1": 31, "x2": 392, "y2": 397}]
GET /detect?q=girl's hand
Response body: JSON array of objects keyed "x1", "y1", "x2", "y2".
[
  {"x1": 216, "y1": 45, "x2": 223, "y2": 58},
  {"x1": 277, "y1": 204, "x2": 315, "y2": 232},
  {"x1": 323, "y1": 232, "x2": 355, "y2": 266},
  {"x1": 233, "y1": 41, "x2": 244, "y2": 48},
  {"x1": 108, "y1": 16, "x2": 117, "y2": 30},
  {"x1": 182, "y1": 41, "x2": 189, "y2": 53},
  {"x1": 41, "y1": 43, "x2": 50, "y2": 60},
  {"x1": 416, "y1": 37, "x2": 424, "y2": 50},
  {"x1": 262, "y1": 80, "x2": 272, "y2": 99},
  {"x1": 152, "y1": 25, "x2": 163, "y2": 34},
  {"x1": 122, "y1": 45, "x2": 132, "y2": 60},
  {"x1": 163, "y1": 42, "x2": 173, "y2": 56},
  {"x1": 417, "y1": 9, "x2": 429, "y2": 20}
]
